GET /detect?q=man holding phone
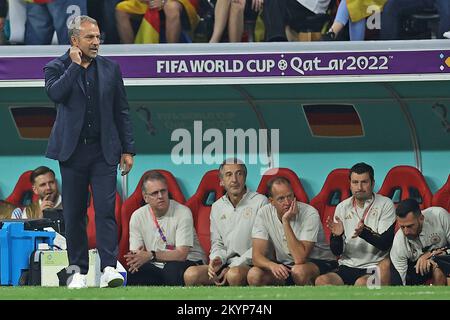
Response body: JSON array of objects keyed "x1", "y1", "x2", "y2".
[{"x1": 44, "y1": 15, "x2": 135, "y2": 289}]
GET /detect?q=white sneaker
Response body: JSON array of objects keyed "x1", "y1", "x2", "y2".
[
  {"x1": 444, "y1": 31, "x2": 450, "y2": 39},
  {"x1": 100, "y1": 266, "x2": 124, "y2": 288},
  {"x1": 67, "y1": 272, "x2": 87, "y2": 289}
]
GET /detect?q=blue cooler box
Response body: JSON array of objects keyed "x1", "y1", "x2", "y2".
[{"x1": 0, "y1": 221, "x2": 55, "y2": 286}]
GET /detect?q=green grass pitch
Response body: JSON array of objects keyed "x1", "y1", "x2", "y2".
[{"x1": 0, "y1": 286, "x2": 449, "y2": 300}]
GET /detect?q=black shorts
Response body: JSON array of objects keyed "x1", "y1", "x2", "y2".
[
  {"x1": 282, "y1": 260, "x2": 338, "y2": 285},
  {"x1": 285, "y1": 0, "x2": 316, "y2": 32},
  {"x1": 215, "y1": 263, "x2": 230, "y2": 277},
  {"x1": 335, "y1": 265, "x2": 370, "y2": 285},
  {"x1": 309, "y1": 259, "x2": 339, "y2": 275},
  {"x1": 127, "y1": 260, "x2": 202, "y2": 286},
  {"x1": 391, "y1": 259, "x2": 434, "y2": 286},
  {"x1": 405, "y1": 266, "x2": 433, "y2": 285}
]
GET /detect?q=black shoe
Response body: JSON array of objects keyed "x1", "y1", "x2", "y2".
[{"x1": 320, "y1": 31, "x2": 336, "y2": 41}]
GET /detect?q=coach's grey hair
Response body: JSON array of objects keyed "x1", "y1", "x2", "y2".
[{"x1": 68, "y1": 15, "x2": 98, "y2": 40}]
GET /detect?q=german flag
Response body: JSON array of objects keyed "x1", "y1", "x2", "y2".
[
  {"x1": 346, "y1": 0, "x2": 388, "y2": 22},
  {"x1": 10, "y1": 107, "x2": 56, "y2": 139},
  {"x1": 117, "y1": 0, "x2": 199, "y2": 44},
  {"x1": 303, "y1": 104, "x2": 364, "y2": 137},
  {"x1": 135, "y1": 6, "x2": 161, "y2": 44}
]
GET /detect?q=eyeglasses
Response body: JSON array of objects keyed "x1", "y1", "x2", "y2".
[
  {"x1": 274, "y1": 193, "x2": 295, "y2": 204},
  {"x1": 144, "y1": 189, "x2": 168, "y2": 199}
]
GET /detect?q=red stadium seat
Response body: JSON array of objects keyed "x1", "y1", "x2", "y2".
[
  {"x1": 5, "y1": 170, "x2": 38, "y2": 206},
  {"x1": 256, "y1": 168, "x2": 309, "y2": 203},
  {"x1": 185, "y1": 169, "x2": 225, "y2": 257},
  {"x1": 310, "y1": 168, "x2": 351, "y2": 242},
  {"x1": 432, "y1": 175, "x2": 450, "y2": 211},
  {"x1": 86, "y1": 188, "x2": 123, "y2": 250},
  {"x1": 378, "y1": 165, "x2": 433, "y2": 209},
  {"x1": 118, "y1": 170, "x2": 186, "y2": 267}
]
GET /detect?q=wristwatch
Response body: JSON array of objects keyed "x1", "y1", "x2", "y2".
[{"x1": 151, "y1": 250, "x2": 157, "y2": 262}]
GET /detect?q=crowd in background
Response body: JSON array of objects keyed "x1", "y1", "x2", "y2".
[{"x1": 0, "y1": 0, "x2": 449, "y2": 46}]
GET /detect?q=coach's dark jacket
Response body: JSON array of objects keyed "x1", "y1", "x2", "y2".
[{"x1": 44, "y1": 51, "x2": 135, "y2": 165}]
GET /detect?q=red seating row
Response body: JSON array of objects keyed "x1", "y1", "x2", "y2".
[
  {"x1": 311, "y1": 166, "x2": 447, "y2": 241},
  {"x1": 120, "y1": 166, "x2": 448, "y2": 261},
  {"x1": 4, "y1": 171, "x2": 121, "y2": 249},
  {"x1": 310, "y1": 168, "x2": 351, "y2": 241},
  {"x1": 5, "y1": 171, "x2": 39, "y2": 205},
  {"x1": 185, "y1": 169, "x2": 223, "y2": 258},
  {"x1": 3, "y1": 166, "x2": 449, "y2": 266}
]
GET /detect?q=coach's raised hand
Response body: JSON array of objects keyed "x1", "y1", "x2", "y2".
[{"x1": 69, "y1": 46, "x2": 82, "y2": 65}]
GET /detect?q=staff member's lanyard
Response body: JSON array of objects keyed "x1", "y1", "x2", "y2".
[
  {"x1": 352, "y1": 194, "x2": 375, "y2": 223},
  {"x1": 148, "y1": 206, "x2": 175, "y2": 250}
]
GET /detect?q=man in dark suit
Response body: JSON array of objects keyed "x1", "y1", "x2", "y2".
[{"x1": 44, "y1": 15, "x2": 135, "y2": 289}]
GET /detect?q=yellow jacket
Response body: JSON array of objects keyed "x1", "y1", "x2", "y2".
[{"x1": 346, "y1": 0, "x2": 388, "y2": 22}]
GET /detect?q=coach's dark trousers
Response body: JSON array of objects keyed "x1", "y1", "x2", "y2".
[{"x1": 59, "y1": 140, "x2": 118, "y2": 274}]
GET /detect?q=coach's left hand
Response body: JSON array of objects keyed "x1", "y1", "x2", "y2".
[{"x1": 120, "y1": 153, "x2": 134, "y2": 176}]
